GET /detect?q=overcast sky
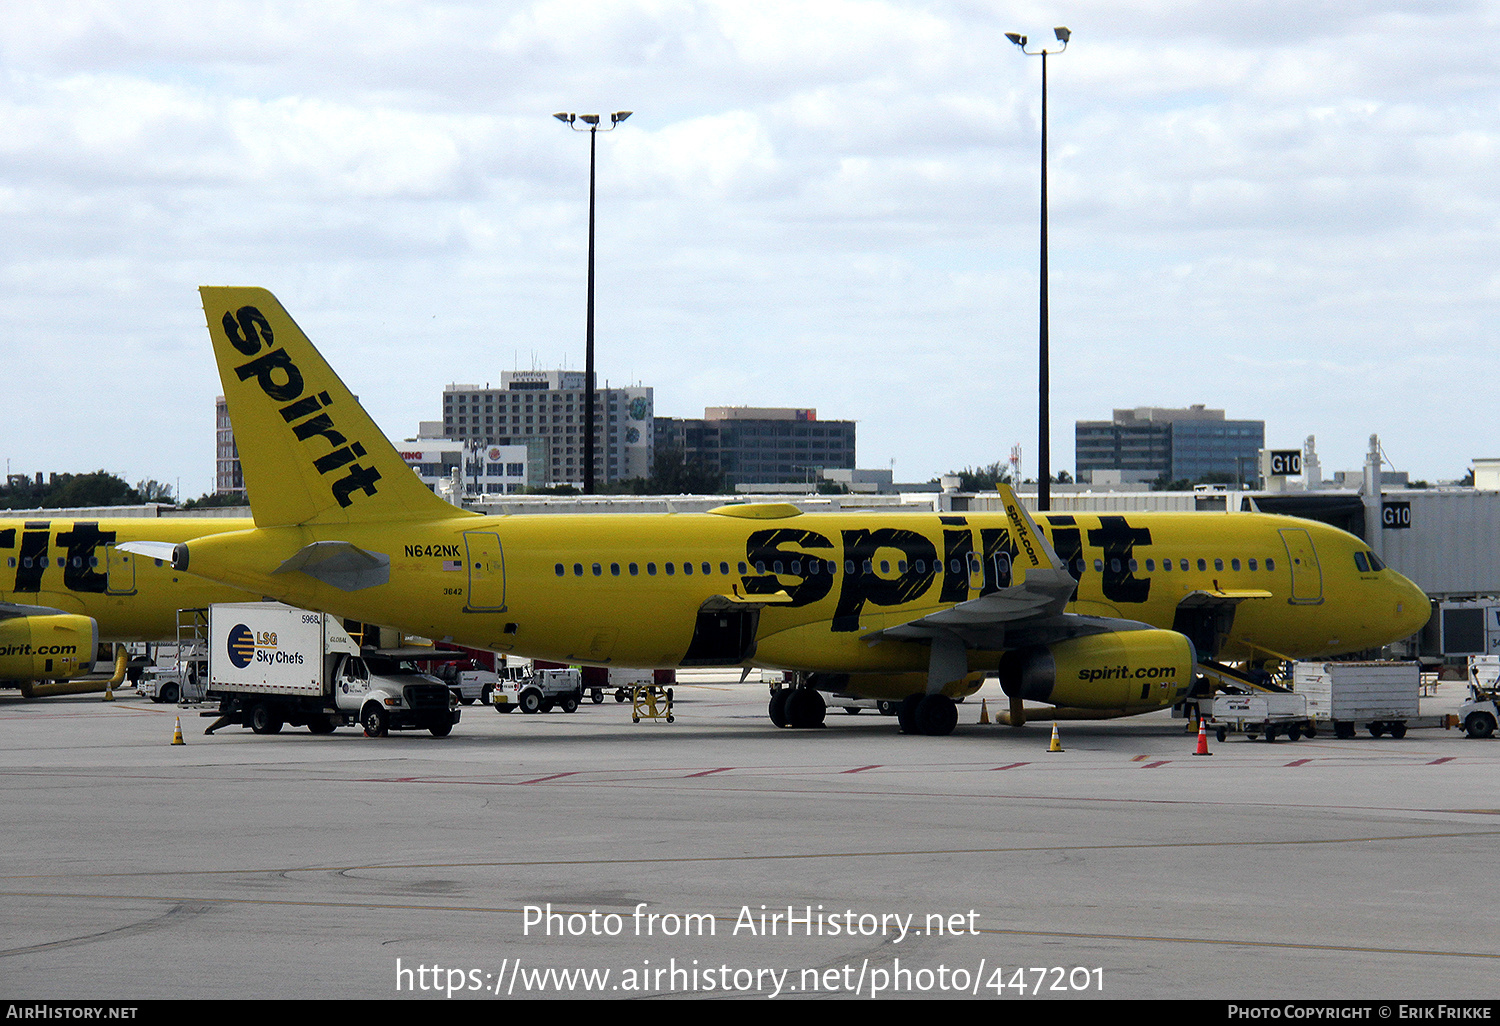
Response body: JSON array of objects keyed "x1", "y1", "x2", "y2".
[{"x1": 1, "y1": 0, "x2": 1495, "y2": 499}]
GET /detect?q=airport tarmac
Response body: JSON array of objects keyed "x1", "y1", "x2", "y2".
[{"x1": 0, "y1": 674, "x2": 1496, "y2": 1001}]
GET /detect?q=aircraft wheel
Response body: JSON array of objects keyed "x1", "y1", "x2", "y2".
[
  {"x1": 915, "y1": 694, "x2": 958, "y2": 737},
  {"x1": 768, "y1": 689, "x2": 791, "y2": 727},
  {"x1": 250, "y1": 702, "x2": 283, "y2": 735},
  {"x1": 1464, "y1": 713, "x2": 1495, "y2": 739},
  {"x1": 362, "y1": 705, "x2": 388, "y2": 738},
  {"x1": 897, "y1": 695, "x2": 923, "y2": 734},
  {"x1": 786, "y1": 689, "x2": 826, "y2": 729},
  {"x1": 1389, "y1": 722, "x2": 1407, "y2": 739}
]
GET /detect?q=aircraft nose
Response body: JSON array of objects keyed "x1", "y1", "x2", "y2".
[{"x1": 1392, "y1": 573, "x2": 1431, "y2": 638}]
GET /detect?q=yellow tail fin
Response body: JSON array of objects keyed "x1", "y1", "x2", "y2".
[{"x1": 201, "y1": 286, "x2": 471, "y2": 528}]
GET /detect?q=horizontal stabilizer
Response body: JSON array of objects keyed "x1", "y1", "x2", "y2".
[
  {"x1": 115, "y1": 540, "x2": 181, "y2": 564},
  {"x1": 274, "y1": 541, "x2": 390, "y2": 592}
]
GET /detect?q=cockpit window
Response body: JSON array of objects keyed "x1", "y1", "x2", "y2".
[
  {"x1": 1368, "y1": 552, "x2": 1386, "y2": 571},
  {"x1": 1353, "y1": 551, "x2": 1369, "y2": 573}
]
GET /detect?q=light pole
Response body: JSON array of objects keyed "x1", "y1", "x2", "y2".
[
  {"x1": 1005, "y1": 27, "x2": 1069, "y2": 512},
  {"x1": 554, "y1": 110, "x2": 632, "y2": 494}
]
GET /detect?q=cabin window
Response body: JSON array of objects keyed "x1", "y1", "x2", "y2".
[
  {"x1": 1265, "y1": 558, "x2": 1275, "y2": 571},
  {"x1": 915, "y1": 559, "x2": 926, "y2": 573},
  {"x1": 592, "y1": 563, "x2": 602, "y2": 576},
  {"x1": 573, "y1": 563, "x2": 583, "y2": 577},
  {"x1": 1214, "y1": 559, "x2": 1224, "y2": 571},
  {"x1": 1094, "y1": 559, "x2": 1104, "y2": 572},
  {"x1": 1197, "y1": 559, "x2": 1207, "y2": 571},
  {"x1": 665, "y1": 563, "x2": 676, "y2": 575},
  {"x1": 1146, "y1": 559, "x2": 1155, "y2": 571},
  {"x1": 629, "y1": 563, "x2": 639, "y2": 576},
  {"x1": 864, "y1": 559, "x2": 874, "y2": 574},
  {"x1": 720, "y1": 562, "x2": 730, "y2": 575},
  {"x1": 683, "y1": 562, "x2": 693, "y2": 575},
  {"x1": 1231, "y1": 559, "x2": 1240, "y2": 571},
  {"x1": 702, "y1": 562, "x2": 711, "y2": 575},
  {"x1": 1248, "y1": 558, "x2": 1257, "y2": 570},
  {"x1": 647, "y1": 563, "x2": 657, "y2": 575},
  {"x1": 949, "y1": 559, "x2": 960, "y2": 574},
  {"x1": 849, "y1": 560, "x2": 858, "y2": 575},
  {"x1": 899, "y1": 560, "x2": 908, "y2": 573},
  {"x1": 791, "y1": 560, "x2": 801, "y2": 575},
  {"x1": 1110, "y1": 558, "x2": 1121, "y2": 573},
  {"x1": 772, "y1": 561, "x2": 782, "y2": 575},
  {"x1": 555, "y1": 563, "x2": 565, "y2": 576},
  {"x1": 738, "y1": 562, "x2": 748, "y2": 574},
  {"x1": 610, "y1": 563, "x2": 620, "y2": 576},
  {"x1": 1159, "y1": 559, "x2": 1168, "y2": 571},
  {"x1": 1128, "y1": 559, "x2": 1138, "y2": 573},
  {"x1": 880, "y1": 560, "x2": 890, "y2": 573}
]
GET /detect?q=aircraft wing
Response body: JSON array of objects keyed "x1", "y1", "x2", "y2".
[
  {"x1": 861, "y1": 484, "x2": 1158, "y2": 686},
  {"x1": 0, "y1": 600, "x2": 72, "y2": 621}
]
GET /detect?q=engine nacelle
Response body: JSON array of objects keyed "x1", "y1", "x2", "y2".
[
  {"x1": 998, "y1": 629, "x2": 1196, "y2": 712},
  {"x1": 0, "y1": 614, "x2": 99, "y2": 682}
]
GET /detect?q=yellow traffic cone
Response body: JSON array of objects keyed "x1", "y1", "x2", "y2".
[
  {"x1": 1047, "y1": 722, "x2": 1063, "y2": 753},
  {"x1": 979, "y1": 699, "x2": 990, "y2": 725},
  {"x1": 172, "y1": 717, "x2": 185, "y2": 746}
]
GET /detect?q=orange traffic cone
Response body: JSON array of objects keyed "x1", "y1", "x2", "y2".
[
  {"x1": 979, "y1": 699, "x2": 991, "y2": 725},
  {"x1": 1193, "y1": 719, "x2": 1212, "y2": 756}
]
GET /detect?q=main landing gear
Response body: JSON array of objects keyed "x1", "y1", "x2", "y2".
[
  {"x1": 768, "y1": 686, "x2": 826, "y2": 729},
  {"x1": 767, "y1": 683, "x2": 958, "y2": 736},
  {"x1": 896, "y1": 694, "x2": 958, "y2": 737}
]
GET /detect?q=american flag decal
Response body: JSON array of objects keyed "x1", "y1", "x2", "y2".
[{"x1": 442, "y1": 559, "x2": 462, "y2": 572}]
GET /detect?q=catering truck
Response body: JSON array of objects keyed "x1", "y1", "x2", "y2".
[{"x1": 204, "y1": 602, "x2": 458, "y2": 737}]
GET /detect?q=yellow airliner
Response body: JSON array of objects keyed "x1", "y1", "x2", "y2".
[
  {"x1": 0, "y1": 517, "x2": 257, "y2": 692},
  {"x1": 124, "y1": 287, "x2": 1430, "y2": 735}
]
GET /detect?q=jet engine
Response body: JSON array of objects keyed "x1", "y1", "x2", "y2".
[
  {"x1": 998, "y1": 628, "x2": 1196, "y2": 713},
  {"x1": 0, "y1": 613, "x2": 99, "y2": 682}
]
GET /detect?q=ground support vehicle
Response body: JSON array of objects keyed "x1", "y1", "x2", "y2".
[
  {"x1": 1459, "y1": 656, "x2": 1500, "y2": 739},
  {"x1": 591, "y1": 666, "x2": 654, "y2": 704},
  {"x1": 136, "y1": 610, "x2": 210, "y2": 705},
  {"x1": 1292, "y1": 661, "x2": 1438, "y2": 739},
  {"x1": 431, "y1": 663, "x2": 497, "y2": 706},
  {"x1": 202, "y1": 602, "x2": 458, "y2": 737},
  {"x1": 1205, "y1": 692, "x2": 1311, "y2": 742},
  {"x1": 492, "y1": 666, "x2": 583, "y2": 714}
]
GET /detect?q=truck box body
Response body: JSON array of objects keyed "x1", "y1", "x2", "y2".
[
  {"x1": 208, "y1": 603, "x2": 355, "y2": 697},
  {"x1": 1293, "y1": 662, "x2": 1420, "y2": 721}
]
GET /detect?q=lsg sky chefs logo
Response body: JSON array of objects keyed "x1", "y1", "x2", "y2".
[
  {"x1": 226, "y1": 624, "x2": 256, "y2": 668},
  {"x1": 226, "y1": 623, "x2": 303, "y2": 669},
  {"x1": 220, "y1": 304, "x2": 383, "y2": 509}
]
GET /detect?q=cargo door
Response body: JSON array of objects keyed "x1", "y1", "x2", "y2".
[
  {"x1": 1279, "y1": 528, "x2": 1323, "y2": 605},
  {"x1": 463, "y1": 531, "x2": 506, "y2": 612},
  {"x1": 105, "y1": 545, "x2": 136, "y2": 596}
]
